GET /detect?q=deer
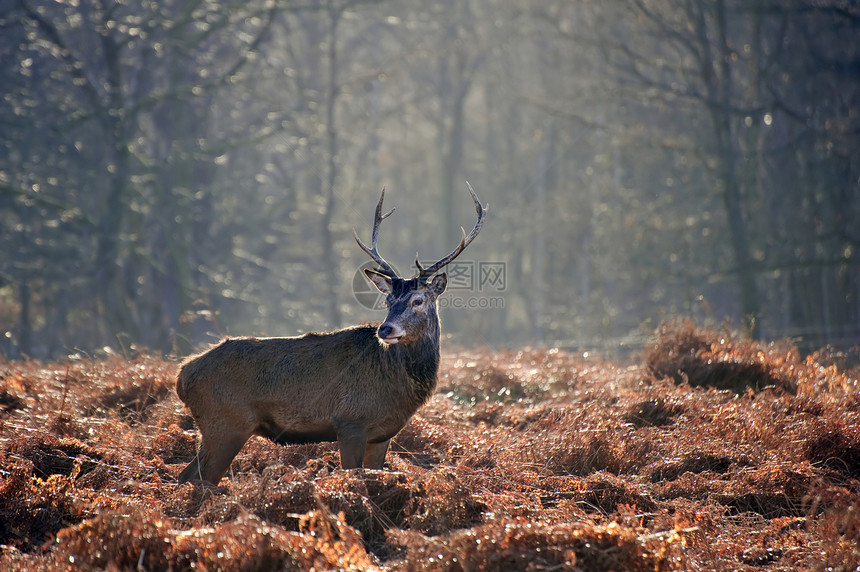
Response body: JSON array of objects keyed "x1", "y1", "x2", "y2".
[{"x1": 176, "y1": 183, "x2": 487, "y2": 484}]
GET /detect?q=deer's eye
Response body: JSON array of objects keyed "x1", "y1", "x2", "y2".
[{"x1": 411, "y1": 297, "x2": 424, "y2": 308}]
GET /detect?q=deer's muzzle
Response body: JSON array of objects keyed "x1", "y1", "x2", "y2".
[{"x1": 377, "y1": 323, "x2": 404, "y2": 344}]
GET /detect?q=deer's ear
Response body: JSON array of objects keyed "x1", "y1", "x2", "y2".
[
  {"x1": 428, "y1": 273, "x2": 448, "y2": 297},
  {"x1": 364, "y1": 269, "x2": 393, "y2": 294}
]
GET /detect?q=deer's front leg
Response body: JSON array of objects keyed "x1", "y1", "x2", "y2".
[{"x1": 335, "y1": 423, "x2": 367, "y2": 469}]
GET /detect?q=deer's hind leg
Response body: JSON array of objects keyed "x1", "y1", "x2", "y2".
[{"x1": 178, "y1": 423, "x2": 251, "y2": 484}]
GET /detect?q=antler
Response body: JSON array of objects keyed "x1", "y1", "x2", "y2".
[
  {"x1": 416, "y1": 182, "x2": 488, "y2": 279},
  {"x1": 354, "y1": 188, "x2": 399, "y2": 278}
]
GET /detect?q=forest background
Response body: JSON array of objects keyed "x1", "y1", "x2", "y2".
[{"x1": 1, "y1": 0, "x2": 858, "y2": 359}]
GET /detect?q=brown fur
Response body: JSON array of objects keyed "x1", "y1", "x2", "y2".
[{"x1": 177, "y1": 282, "x2": 443, "y2": 484}]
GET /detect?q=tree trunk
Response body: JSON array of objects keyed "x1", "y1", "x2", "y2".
[
  {"x1": 320, "y1": 3, "x2": 343, "y2": 327},
  {"x1": 18, "y1": 281, "x2": 31, "y2": 357},
  {"x1": 94, "y1": 28, "x2": 139, "y2": 345},
  {"x1": 703, "y1": 0, "x2": 761, "y2": 336}
]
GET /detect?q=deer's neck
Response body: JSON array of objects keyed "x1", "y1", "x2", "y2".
[{"x1": 388, "y1": 314, "x2": 440, "y2": 398}]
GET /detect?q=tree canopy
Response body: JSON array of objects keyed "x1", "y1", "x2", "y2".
[{"x1": 1, "y1": 0, "x2": 858, "y2": 358}]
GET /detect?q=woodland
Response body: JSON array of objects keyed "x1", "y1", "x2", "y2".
[
  {"x1": 1, "y1": 4, "x2": 859, "y2": 569},
  {"x1": 1, "y1": 0, "x2": 858, "y2": 359}
]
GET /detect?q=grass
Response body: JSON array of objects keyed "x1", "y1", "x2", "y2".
[{"x1": 1, "y1": 320, "x2": 858, "y2": 570}]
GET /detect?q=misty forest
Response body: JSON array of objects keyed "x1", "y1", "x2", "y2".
[
  {"x1": 4, "y1": 2, "x2": 860, "y2": 570},
  {"x1": 1, "y1": 0, "x2": 857, "y2": 360}
]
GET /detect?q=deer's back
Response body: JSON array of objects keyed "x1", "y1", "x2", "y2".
[{"x1": 175, "y1": 327, "x2": 424, "y2": 410}]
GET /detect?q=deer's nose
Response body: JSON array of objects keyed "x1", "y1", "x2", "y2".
[{"x1": 377, "y1": 323, "x2": 403, "y2": 344}]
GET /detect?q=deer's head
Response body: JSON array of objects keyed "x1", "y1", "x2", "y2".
[{"x1": 355, "y1": 183, "x2": 487, "y2": 346}]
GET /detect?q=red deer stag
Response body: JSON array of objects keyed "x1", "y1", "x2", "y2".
[{"x1": 176, "y1": 183, "x2": 487, "y2": 484}]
